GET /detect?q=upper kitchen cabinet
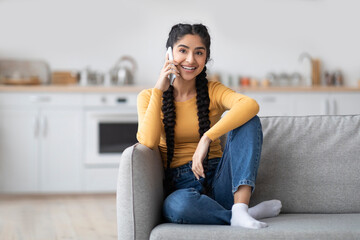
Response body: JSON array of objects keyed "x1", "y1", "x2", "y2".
[{"x1": 0, "y1": 93, "x2": 83, "y2": 193}]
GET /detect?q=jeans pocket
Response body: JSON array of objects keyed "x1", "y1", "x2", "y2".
[{"x1": 173, "y1": 169, "x2": 197, "y2": 190}]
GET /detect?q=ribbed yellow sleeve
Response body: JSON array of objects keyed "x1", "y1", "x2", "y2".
[
  {"x1": 204, "y1": 81, "x2": 260, "y2": 141},
  {"x1": 136, "y1": 88, "x2": 163, "y2": 149}
]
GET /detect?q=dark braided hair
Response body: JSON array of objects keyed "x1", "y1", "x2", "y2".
[{"x1": 162, "y1": 23, "x2": 211, "y2": 193}]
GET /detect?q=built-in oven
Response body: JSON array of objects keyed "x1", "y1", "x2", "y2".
[{"x1": 84, "y1": 93, "x2": 138, "y2": 166}]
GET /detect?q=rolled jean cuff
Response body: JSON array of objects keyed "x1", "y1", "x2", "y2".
[{"x1": 232, "y1": 180, "x2": 256, "y2": 194}]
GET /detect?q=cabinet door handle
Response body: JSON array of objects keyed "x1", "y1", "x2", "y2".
[
  {"x1": 324, "y1": 99, "x2": 330, "y2": 115},
  {"x1": 42, "y1": 116, "x2": 48, "y2": 138},
  {"x1": 333, "y1": 99, "x2": 337, "y2": 115},
  {"x1": 34, "y1": 115, "x2": 40, "y2": 137},
  {"x1": 321, "y1": 99, "x2": 329, "y2": 115},
  {"x1": 262, "y1": 96, "x2": 276, "y2": 103}
]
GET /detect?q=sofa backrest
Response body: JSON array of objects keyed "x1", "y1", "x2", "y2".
[{"x1": 251, "y1": 115, "x2": 360, "y2": 213}]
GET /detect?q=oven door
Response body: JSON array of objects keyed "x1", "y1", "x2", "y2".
[{"x1": 85, "y1": 110, "x2": 138, "y2": 166}]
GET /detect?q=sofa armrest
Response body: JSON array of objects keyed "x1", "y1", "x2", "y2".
[{"x1": 117, "y1": 143, "x2": 164, "y2": 240}]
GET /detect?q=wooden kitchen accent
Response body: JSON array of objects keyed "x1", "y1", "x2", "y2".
[{"x1": 1, "y1": 84, "x2": 360, "y2": 93}]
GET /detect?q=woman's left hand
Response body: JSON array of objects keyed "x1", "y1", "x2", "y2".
[{"x1": 192, "y1": 135, "x2": 212, "y2": 180}]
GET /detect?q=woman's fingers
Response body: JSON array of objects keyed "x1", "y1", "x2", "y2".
[
  {"x1": 164, "y1": 64, "x2": 180, "y2": 77},
  {"x1": 192, "y1": 161, "x2": 205, "y2": 180}
]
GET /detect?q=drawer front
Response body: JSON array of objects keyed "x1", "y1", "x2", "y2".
[{"x1": 0, "y1": 93, "x2": 83, "y2": 107}]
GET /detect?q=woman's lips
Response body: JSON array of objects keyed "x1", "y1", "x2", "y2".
[{"x1": 181, "y1": 65, "x2": 197, "y2": 72}]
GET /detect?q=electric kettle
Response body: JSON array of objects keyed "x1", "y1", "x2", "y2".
[{"x1": 110, "y1": 56, "x2": 137, "y2": 85}]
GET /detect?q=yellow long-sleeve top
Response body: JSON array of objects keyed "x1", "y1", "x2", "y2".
[{"x1": 137, "y1": 81, "x2": 259, "y2": 168}]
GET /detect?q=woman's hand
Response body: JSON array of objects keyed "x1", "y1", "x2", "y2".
[
  {"x1": 192, "y1": 134, "x2": 212, "y2": 180},
  {"x1": 154, "y1": 52, "x2": 180, "y2": 92}
]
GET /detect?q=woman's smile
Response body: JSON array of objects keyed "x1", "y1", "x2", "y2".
[{"x1": 181, "y1": 65, "x2": 197, "y2": 72}]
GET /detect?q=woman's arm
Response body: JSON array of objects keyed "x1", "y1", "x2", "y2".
[
  {"x1": 136, "y1": 88, "x2": 163, "y2": 149},
  {"x1": 204, "y1": 82, "x2": 260, "y2": 141},
  {"x1": 192, "y1": 82, "x2": 259, "y2": 179},
  {"x1": 137, "y1": 51, "x2": 180, "y2": 149}
]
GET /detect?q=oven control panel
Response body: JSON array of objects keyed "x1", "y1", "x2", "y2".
[{"x1": 83, "y1": 93, "x2": 137, "y2": 107}]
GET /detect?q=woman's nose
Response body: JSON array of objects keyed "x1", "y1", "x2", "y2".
[{"x1": 186, "y1": 53, "x2": 195, "y2": 64}]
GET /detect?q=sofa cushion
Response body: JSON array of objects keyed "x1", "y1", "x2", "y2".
[
  {"x1": 251, "y1": 115, "x2": 360, "y2": 213},
  {"x1": 150, "y1": 214, "x2": 360, "y2": 240}
]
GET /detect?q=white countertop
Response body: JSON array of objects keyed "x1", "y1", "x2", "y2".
[{"x1": 1, "y1": 84, "x2": 360, "y2": 93}]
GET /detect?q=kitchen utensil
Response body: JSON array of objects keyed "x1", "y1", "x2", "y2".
[{"x1": 110, "y1": 56, "x2": 137, "y2": 85}]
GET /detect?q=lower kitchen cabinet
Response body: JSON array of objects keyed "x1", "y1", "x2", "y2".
[
  {"x1": 246, "y1": 91, "x2": 360, "y2": 116},
  {"x1": 0, "y1": 109, "x2": 39, "y2": 192},
  {"x1": 331, "y1": 93, "x2": 360, "y2": 115},
  {"x1": 293, "y1": 93, "x2": 330, "y2": 116},
  {"x1": 39, "y1": 108, "x2": 82, "y2": 192},
  {"x1": 245, "y1": 93, "x2": 296, "y2": 116},
  {"x1": 0, "y1": 93, "x2": 83, "y2": 193}
]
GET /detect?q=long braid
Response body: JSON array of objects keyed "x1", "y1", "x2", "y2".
[
  {"x1": 162, "y1": 85, "x2": 176, "y2": 193},
  {"x1": 195, "y1": 66, "x2": 211, "y2": 193}
]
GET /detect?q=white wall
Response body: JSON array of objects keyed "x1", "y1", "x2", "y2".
[{"x1": 1, "y1": 0, "x2": 360, "y2": 86}]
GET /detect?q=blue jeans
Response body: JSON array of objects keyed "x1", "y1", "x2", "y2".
[{"x1": 162, "y1": 116, "x2": 263, "y2": 225}]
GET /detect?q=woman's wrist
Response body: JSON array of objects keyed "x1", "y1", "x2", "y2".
[
  {"x1": 201, "y1": 134, "x2": 212, "y2": 144},
  {"x1": 154, "y1": 80, "x2": 169, "y2": 92}
]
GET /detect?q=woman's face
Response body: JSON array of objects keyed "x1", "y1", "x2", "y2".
[{"x1": 173, "y1": 34, "x2": 207, "y2": 82}]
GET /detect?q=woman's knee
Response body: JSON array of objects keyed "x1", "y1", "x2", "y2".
[
  {"x1": 243, "y1": 115, "x2": 261, "y2": 129},
  {"x1": 231, "y1": 115, "x2": 262, "y2": 136},
  {"x1": 163, "y1": 188, "x2": 200, "y2": 223}
]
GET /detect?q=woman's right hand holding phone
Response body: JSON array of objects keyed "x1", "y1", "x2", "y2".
[{"x1": 155, "y1": 52, "x2": 180, "y2": 92}]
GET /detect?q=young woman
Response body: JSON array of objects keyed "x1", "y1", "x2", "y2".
[{"x1": 137, "y1": 23, "x2": 281, "y2": 229}]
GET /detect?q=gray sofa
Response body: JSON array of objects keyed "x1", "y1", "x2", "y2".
[{"x1": 117, "y1": 115, "x2": 360, "y2": 240}]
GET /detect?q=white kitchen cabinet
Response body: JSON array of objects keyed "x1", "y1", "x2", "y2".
[
  {"x1": 293, "y1": 93, "x2": 330, "y2": 116},
  {"x1": 39, "y1": 107, "x2": 82, "y2": 192},
  {"x1": 331, "y1": 93, "x2": 360, "y2": 115},
  {"x1": 294, "y1": 92, "x2": 360, "y2": 116},
  {"x1": 245, "y1": 91, "x2": 360, "y2": 116},
  {"x1": 245, "y1": 93, "x2": 295, "y2": 116},
  {"x1": 0, "y1": 93, "x2": 83, "y2": 193},
  {"x1": 0, "y1": 109, "x2": 39, "y2": 192}
]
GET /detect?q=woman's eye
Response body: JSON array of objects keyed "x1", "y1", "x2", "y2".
[
  {"x1": 179, "y1": 49, "x2": 186, "y2": 53},
  {"x1": 196, "y1": 51, "x2": 204, "y2": 56}
]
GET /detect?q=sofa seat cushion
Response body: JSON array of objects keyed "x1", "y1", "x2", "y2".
[{"x1": 150, "y1": 214, "x2": 360, "y2": 240}]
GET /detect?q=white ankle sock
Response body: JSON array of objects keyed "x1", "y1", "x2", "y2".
[
  {"x1": 230, "y1": 203, "x2": 268, "y2": 229},
  {"x1": 248, "y1": 200, "x2": 282, "y2": 220}
]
